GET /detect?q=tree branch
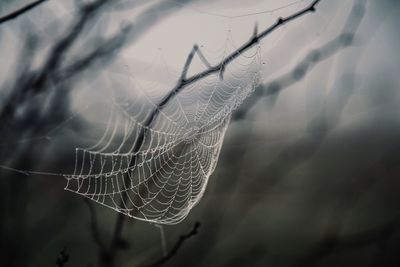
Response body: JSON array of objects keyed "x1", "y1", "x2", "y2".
[
  {"x1": 81, "y1": 2, "x2": 325, "y2": 266},
  {"x1": 136, "y1": 0, "x2": 322, "y2": 155},
  {"x1": 142, "y1": 222, "x2": 201, "y2": 267},
  {"x1": 233, "y1": 0, "x2": 365, "y2": 120},
  {"x1": 109, "y1": 2, "x2": 324, "y2": 265},
  {"x1": 179, "y1": 0, "x2": 320, "y2": 88},
  {"x1": 0, "y1": 0, "x2": 108, "y2": 125},
  {"x1": 56, "y1": 247, "x2": 70, "y2": 267},
  {"x1": 179, "y1": 44, "x2": 212, "y2": 82},
  {"x1": 233, "y1": 33, "x2": 359, "y2": 120},
  {"x1": 0, "y1": 0, "x2": 49, "y2": 24}
]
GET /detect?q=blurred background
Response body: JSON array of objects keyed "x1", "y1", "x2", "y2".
[{"x1": 1, "y1": 0, "x2": 400, "y2": 266}]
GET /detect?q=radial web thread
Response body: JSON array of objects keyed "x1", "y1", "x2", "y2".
[{"x1": 64, "y1": 37, "x2": 262, "y2": 224}]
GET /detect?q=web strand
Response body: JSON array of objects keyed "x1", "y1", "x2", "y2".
[{"x1": 64, "y1": 38, "x2": 262, "y2": 224}]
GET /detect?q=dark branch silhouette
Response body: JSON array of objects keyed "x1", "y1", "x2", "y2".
[
  {"x1": 142, "y1": 222, "x2": 201, "y2": 267},
  {"x1": 168, "y1": 2, "x2": 369, "y2": 267},
  {"x1": 126, "y1": 0, "x2": 323, "y2": 198},
  {"x1": 179, "y1": 44, "x2": 212, "y2": 82},
  {"x1": 108, "y1": 2, "x2": 324, "y2": 266},
  {"x1": 0, "y1": 0, "x2": 49, "y2": 24},
  {"x1": 0, "y1": 1, "x2": 138, "y2": 266},
  {"x1": 0, "y1": 0, "x2": 109, "y2": 125},
  {"x1": 231, "y1": 0, "x2": 366, "y2": 209},
  {"x1": 2, "y1": 1, "x2": 385, "y2": 267},
  {"x1": 233, "y1": 0, "x2": 366, "y2": 120},
  {"x1": 0, "y1": 1, "x2": 114, "y2": 265},
  {"x1": 233, "y1": 32, "x2": 360, "y2": 120},
  {"x1": 142, "y1": 0, "x2": 321, "y2": 141}
]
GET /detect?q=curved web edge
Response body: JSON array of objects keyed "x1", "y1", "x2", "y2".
[{"x1": 64, "y1": 39, "x2": 262, "y2": 225}]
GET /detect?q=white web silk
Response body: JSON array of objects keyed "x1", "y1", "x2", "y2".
[{"x1": 64, "y1": 39, "x2": 261, "y2": 224}]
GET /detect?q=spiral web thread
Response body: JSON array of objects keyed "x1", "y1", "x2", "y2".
[{"x1": 64, "y1": 37, "x2": 262, "y2": 225}]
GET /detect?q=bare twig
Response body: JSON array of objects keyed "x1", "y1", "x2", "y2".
[
  {"x1": 217, "y1": 7, "x2": 367, "y2": 247},
  {"x1": 0, "y1": 1, "x2": 197, "y2": 266},
  {"x1": 108, "y1": 2, "x2": 323, "y2": 266},
  {"x1": 129, "y1": 0, "x2": 323, "y2": 178},
  {"x1": 233, "y1": 0, "x2": 366, "y2": 120},
  {"x1": 84, "y1": 198, "x2": 106, "y2": 249},
  {"x1": 179, "y1": 44, "x2": 212, "y2": 82},
  {"x1": 0, "y1": 0, "x2": 49, "y2": 24},
  {"x1": 170, "y1": 2, "x2": 367, "y2": 266},
  {"x1": 0, "y1": 1, "x2": 110, "y2": 265},
  {"x1": 142, "y1": 222, "x2": 201, "y2": 267},
  {"x1": 116, "y1": 4, "x2": 324, "y2": 205},
  {"x1": 145, "y1": 0, "x2": 321, "y2": 132}
]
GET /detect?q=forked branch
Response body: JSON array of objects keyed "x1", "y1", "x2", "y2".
[
  {"x1": 179, "y1": 44, "x2": 212, "y2": 82},
  {"x1": 138, "y1": 0, "x2": 322, "y2": 154},
  {"x1": 178, "y1": 0, "x2": 320, "y2": 89},
  {"x1": 142, "y1": 222, "x2": 201, "y2": 267},
  {"x1": 110, "y1": 1, "x2": 323, "y2": 266}
]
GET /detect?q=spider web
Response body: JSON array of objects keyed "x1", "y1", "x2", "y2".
[{"x1": 64, "y1": 36, "x2": 262, "y2": 225}]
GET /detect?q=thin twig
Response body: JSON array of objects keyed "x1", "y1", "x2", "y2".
[
  {"x1": 0, "y1": 0, "x2": 108, "y2": 124},
  {"x1": 233, "y1": 31, "x2": 362, "y2": 119},
  {"x1": 0, "y1": 0, "x2": 49, "y2": 24},
  {"x1": 142, "y1": 222, "x2": 201, "y2": 267},
  {"x1": 178, "y1": 0, "x2": 320, "y2": 89},
  {"x1": 179, "y1": 44, "x2": 212, "y2": 82}
]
